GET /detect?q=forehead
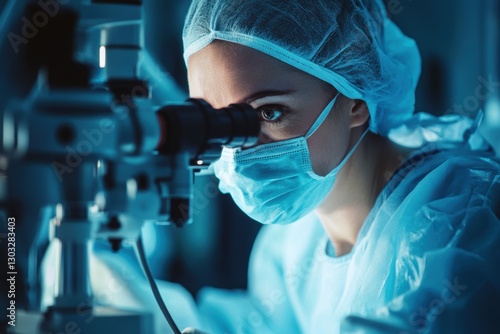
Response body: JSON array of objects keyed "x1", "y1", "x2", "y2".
[{"x1": 187, "y1": 41, "x2": 311, "y2": 107}]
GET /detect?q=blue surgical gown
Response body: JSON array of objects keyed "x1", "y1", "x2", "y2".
[{"x1": 193, "y1": 144, "x2": 500, "y2": 333}]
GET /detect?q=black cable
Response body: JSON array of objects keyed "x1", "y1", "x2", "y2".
[{"x1": 136, "y1": 234, "x2": 182, "y2": 334}]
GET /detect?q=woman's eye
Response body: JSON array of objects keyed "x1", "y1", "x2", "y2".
[{"x1": 258, "y1": 106, "x2": 284, "y2": 122}]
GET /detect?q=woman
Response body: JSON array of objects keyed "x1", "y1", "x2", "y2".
[{"x1": 180, "y1": 0, "x2": 500, "y2": 333}]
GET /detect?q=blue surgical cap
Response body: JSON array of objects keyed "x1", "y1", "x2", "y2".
[{"x1": 183, "y1": 0, "x2": 422, "y2": 136}]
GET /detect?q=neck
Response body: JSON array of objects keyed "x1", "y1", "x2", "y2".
[{"x1": 315, "y1": 130, "x2": 409, "y2": 256}]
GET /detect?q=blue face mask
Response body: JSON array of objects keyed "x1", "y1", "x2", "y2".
[{"x1": 213, "y1": 93, "x2": 369, "y2": 224}]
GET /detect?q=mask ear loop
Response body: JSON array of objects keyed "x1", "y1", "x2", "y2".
[
  {"x1": 305, "y1": 92, "x2": 341, "y2": 139},
  {"x1": 303, "y1": 92, "x2": 370, "y2": 178},
  {"x1": 325, "y1": 127, "x2": 370, "y2": 176}
]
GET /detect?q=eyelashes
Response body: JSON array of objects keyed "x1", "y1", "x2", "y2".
[{"x1": 255, "y1": 104, "x2": 291, "y2": 125}]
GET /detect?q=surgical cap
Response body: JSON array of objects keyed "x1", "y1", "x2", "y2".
[{"x1": 183, "y1": 0, "x2": 421, "y2": 136}]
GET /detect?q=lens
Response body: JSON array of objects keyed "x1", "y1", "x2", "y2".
[{"x1": 155, "y1": 98, "x2": 260, "y2": 164}]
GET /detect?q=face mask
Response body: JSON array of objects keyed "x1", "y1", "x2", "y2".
[{"x1": 213, "y1": 93, "x2": 369, "y2": 224}]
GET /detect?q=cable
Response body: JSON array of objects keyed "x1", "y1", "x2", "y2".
[{"x1": 136, "y1": 233, "x2": 182, "y2": 334}]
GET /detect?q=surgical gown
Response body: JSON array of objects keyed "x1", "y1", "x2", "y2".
[{"x1": 193, "y1": 144, "x2": 500, "y2": 333}]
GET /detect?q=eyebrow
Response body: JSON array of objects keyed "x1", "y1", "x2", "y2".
[{"x1": 236, "y1": 89, "x2": 297, "y2": 104}]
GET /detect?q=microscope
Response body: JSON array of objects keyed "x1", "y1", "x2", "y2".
[{"x1": 0, "y1": 0, "x2": 259, "y2": 333}]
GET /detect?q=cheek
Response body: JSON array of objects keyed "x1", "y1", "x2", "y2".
[
  {"x1": 307, "y1": 114, "x2": 351, "y2": 176},
  {"x1": 259, "y1": 121, "x2": 309, "y2": 143}
]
